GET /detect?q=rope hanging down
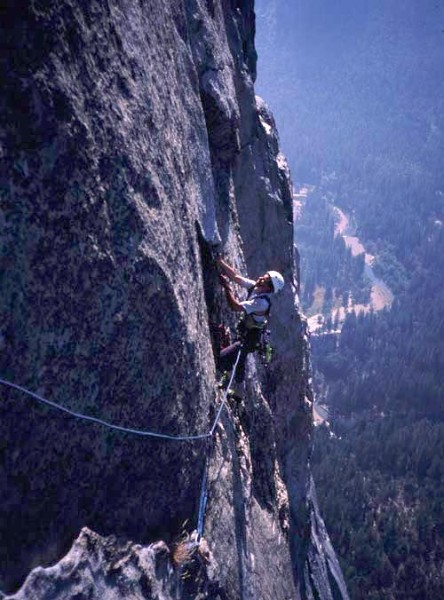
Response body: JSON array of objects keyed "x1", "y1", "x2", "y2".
[
  {"x1": 197, "y1": 450, "x2": 210, "y2": 539},
  {"x1": 197, "y1": 348, "x2": 242, "y2": 538}
]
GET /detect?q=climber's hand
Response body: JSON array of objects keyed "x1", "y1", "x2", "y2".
[{"x1": 219, "y1": 273, "x2": 230, "y2": 288}]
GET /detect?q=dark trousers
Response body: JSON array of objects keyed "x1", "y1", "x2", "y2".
[{"x1": 219, "y1": 328, "x2": 261, "y2": 383}]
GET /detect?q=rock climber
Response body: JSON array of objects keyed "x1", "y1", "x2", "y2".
[{"x1": 217, "y1": 256, "x2": 284, "y2": 399}]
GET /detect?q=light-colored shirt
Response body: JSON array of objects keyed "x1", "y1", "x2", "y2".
[{"x1": 237, "y1": 276, "x2": 270, "y2": 323}]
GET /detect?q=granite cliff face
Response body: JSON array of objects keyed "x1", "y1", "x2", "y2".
[{"x1": 0, "y1": 1, "x2": 348, "y2": 599}]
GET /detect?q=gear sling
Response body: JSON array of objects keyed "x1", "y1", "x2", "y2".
[{"x1": 219, "y1": 287, "x2": 271, "y2": 384}]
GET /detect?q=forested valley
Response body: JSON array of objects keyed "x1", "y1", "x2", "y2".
[{"x1": 256, "y1": 1, "x2": 444, "y2": 597}]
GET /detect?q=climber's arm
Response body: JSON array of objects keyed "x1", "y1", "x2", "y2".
[
  {"x1": 219, "y1": 274, "x2": 244, "y2": 312},
  {"x1": 217, "y1": 257, "x2": 255, "y2": 288},
  {"x1": 217, "y1": 257, "x2": 238, "y2": 281}
]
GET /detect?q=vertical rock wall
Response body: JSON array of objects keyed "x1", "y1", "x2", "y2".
[
  {"x1": 1, "y1": 0, "x2": 217, "y2": 591},
  {"x1": 0, "y1": 1, "x2": 348, "y2": 598}
]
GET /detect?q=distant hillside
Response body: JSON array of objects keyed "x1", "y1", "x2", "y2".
[{"x1": 256, "y1": 1, "x2": 444, "y2": 598}]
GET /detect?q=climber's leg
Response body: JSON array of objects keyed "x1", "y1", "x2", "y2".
[{"x1": 219, "y1": 340, "x2": 242, "y2": 373}]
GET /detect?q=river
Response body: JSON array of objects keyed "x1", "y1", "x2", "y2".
[
  {"x1": 295, "y1": 196, "x2": 395, "y2": 425},
  {"x1": 306, "y1": 204, "x2": 394, "y2": 335},
  {"x1": 335, "y1": 206, "x2": 394, "y2": 313}
]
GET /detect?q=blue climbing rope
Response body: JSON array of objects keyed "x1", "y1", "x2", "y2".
[
  {"x1": 211, "y1": 347, "x2": 242, "y2": 436},
  {"x1": 0, "y1": 378, "x2": 211, "y2": 441},
  {"x1": 0, "y1": 347, "x2": 243, "y2": 539},
  {"x1": 0, "y1": 351, "x2": 240, "y2": 442},
  {"x1": 197, "y1": 451, "x2": 210, "y2": 539},
  {"x1": 197, "y1": 348, "x2": 242, "y2": 538}
]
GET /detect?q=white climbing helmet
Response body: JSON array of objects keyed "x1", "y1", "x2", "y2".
[{"x1": 267, "y1": 270, "x2": 285, "y2": 293}]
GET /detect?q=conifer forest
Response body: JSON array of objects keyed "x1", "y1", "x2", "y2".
[{"x1": 257, "y1": 1, "x2": 444, "y2": 598}]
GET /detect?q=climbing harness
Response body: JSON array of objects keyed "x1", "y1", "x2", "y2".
[
  {"x1": 235, "y1": 289, "x2": 273, "y2": 363},
  {"x1": 0, "y1": 348, "x2": 242, "y2": 539},
  {"x1": 239, "y1": 288, "x2": 271, "y2": 330}
]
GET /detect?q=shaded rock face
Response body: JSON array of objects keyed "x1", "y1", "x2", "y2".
[
  {"x1": 1, "y1": 0, "x2": 216, "y2": 591},
  {"x1": 306, "y1": 479, "x2": 350, "y2": 600},
  {"x1": 0, "y1": 1, "x2": 347, "y2": 599}
]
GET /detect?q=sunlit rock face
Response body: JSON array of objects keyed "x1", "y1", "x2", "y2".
[
  {"x1": 7, "y1": 528, "x2": 218, "y2": 600},
  {"x1": 0, "y1": 1, "x2": 347, "y2": 598}
]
